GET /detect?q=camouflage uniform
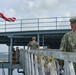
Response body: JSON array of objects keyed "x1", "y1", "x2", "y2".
[
  {"x1": 16, "y1": 47, "x2": 20, "y2": 62},
  {"x1": 28, "y1": 41, "x2": 39, "y2": 62},
  {"x1": 28, "y1": 41, "x2": 39, "y2": 50},
  {"x1": 12, "y1": 48, "x2": 16, "y2": 64},
  {"x1": 60, "y1": 31, "x2": 76, "y2": 52},
  {"x1": 60, "y1": 17, "x2": 76, "y2": 73},
  {"x1": 60, "y1": 30, "x2": 76, "y2": 73}
]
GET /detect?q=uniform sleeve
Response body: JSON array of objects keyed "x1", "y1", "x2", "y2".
[
  {"x1": 27, "y1": 42, "x2": 31, "y2": 49},
  {"x1": 60, "y1": 34, "x2": 68, "y2": 52},
  {"x1": 36, "y1": 42, "x2": 39, "y2": 50},
  {"x1": 38, "y1": 43, "x2": 39, "y2": 50}
]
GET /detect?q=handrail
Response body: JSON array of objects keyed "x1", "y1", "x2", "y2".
[
  {"x1": 20, "y1": 49, "x2": 76, "y2": 62},
  {"x1": 0, "y1": 52, "x2": 8, "y2": 62},
  {"x1": 0, "y1": 52, "x2": 15, "y2": 62},
  {"x1": 0, "y1": 17, "x2": 71, "y2": 32},
  {"x1": 20, "y1": 49, "x2": 76, "y2": 75}
]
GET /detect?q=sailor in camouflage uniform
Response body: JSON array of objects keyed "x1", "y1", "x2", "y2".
[
  {"x1": 16, "y1": 47, "x2": 20, "y2": 62},
  {"x1": 28, "y1": 36, "x2": 39, "y2": 50},
  {"x1": 60, "y1": 17, "x2": 76, "y2": 73},
  {"x1": 27, "y1": 36, "x2": 39, "y2": 62}
]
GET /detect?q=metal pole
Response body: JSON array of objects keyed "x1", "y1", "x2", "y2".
[
  {"x1": 37, "y1": 18, "x2": 40, "y2": 45},
  {"x1": 21, "y1": 19, "x2": 22, "y2": 31},
  {"x1": 5, "y1": 21, "x2": 6, "y2": 32},
  {"x1": 8, "y1": 46, "x2": 10, "y2": 75},
  {"x1": 24, "y1": 46, "x2": 25, "y2": 49},
  {"x1": 42, "y1": 36, "x2": 44, "y2": 49},
  {"x1": 37, "y1": 34, "x2": 40, "y2": 45},
  {"x1": 8, "y1": 46, "x2": 10, "y2": 62},
  {"x1": 9, "y1": 37, "x2": 13, "y2": 75},
  {"x1": 56, "y1": 17, "x2": 57, "y2": 30},
  {"x1": 38, "y1": 18, "x2": 39, "y2": 31}
]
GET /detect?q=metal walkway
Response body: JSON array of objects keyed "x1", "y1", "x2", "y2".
[
  {"x1": 0, "y1": 17, "x2": 71, "y2": 49},
  {"x1": 0, "y1": 17, "x2": 71, "y2": 32}
]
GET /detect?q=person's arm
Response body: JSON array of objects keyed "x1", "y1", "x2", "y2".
[
  {"x1": 60, "y1": 34, "x2": 68, "y2": 52},
  {"x1": 37, "y1": 42, "x2": 40, "y2": 50},
  {"x1": 38, "y1": 46, "x2": 40, "y2": 50}
]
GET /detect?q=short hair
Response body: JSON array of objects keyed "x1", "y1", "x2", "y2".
[
  {"x1": 69, "y1": 17, "x2": 76, "y2": 24},
  {"x1": 32, "y1": 36, "x2": 36, "y2": 40}
]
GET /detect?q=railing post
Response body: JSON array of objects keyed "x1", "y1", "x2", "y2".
[
  {"x1": 8, "y1": 35, "x2": 13, "y2": 75},
  {"x1": 37, "y1": 34, "x2": 40, "y2": 46},
  {"x1": 38, "y1": 18, "x2": 39, "y2": 31},
  {"x1": 5, "y1": 21, "x2": 6, "y2": 32},
  {"x1": 42, "y1": 35, "x2": 44, "y2": 49},
  {"x1": 64, "y1": 61, "x2": 75, "y2": 75},
  {"x1": 56, "y1": 17, "x2": 57, "y2": 30},
  {"x1": 21, "y1": 19, "x2": 22, "y2": 31}
]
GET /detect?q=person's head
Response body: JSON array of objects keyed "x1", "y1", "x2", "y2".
[
  {"x1": 16, "y1": 47, "x2": 19, "y2": 50},
  {"x1": 12, "y1": 48, "x2": 15, "y2": 52},
  {"x1": 32, "y1": 36, "x2": 36, "y2": 41},
  {"x1": 69, "y1": 17, "x2": 76, "y2": 31}
]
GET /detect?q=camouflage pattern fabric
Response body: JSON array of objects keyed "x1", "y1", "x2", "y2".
[
  {"x1": 12, "y1": 52, "x2": 16, "y2": 63},
  {"x1": 16, "y1": 49, "x2": 20, "y2": 62},
  {"x1": 60, "y1": 30, "x2": 76, "y2": 52},
  {"x1": 70, "y1": 17, "x2": 76, "y2": 24},
  {"x1": 60, "y1": 30, "x2": 76, "y2": 73},
  {"x1": 28, "y1": 41, "x2": 39, "y2": 50}
]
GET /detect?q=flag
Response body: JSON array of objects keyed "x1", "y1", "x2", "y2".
[{"x1": 0, "y1": 13, "x2": 16, "y2": 22}]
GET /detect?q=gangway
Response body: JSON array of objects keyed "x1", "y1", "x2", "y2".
[
  {"x1": 0, "y1": 17, "x2": 75, "y2": 75},
  {"x1": 20, "y1": 49, "x2": 76, "y2": 75},
  {"x1": 0, "y1": 49, "x2": 76, "y2": 75}
]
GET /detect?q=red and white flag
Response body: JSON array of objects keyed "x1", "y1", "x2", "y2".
[{"x1": 0, "y1": 13, "x2": 16, "y2": 22}]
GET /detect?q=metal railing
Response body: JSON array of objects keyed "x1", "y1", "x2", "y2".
[
  {"x1": 20, "y1": 49, "x2": 76, "y2": 75},
  {"x1": 0, "y1": 17, "x2": 71, "y2": 32},
  {"x1": 0, "y1": 52, "x2": 8, "y2": 62}
]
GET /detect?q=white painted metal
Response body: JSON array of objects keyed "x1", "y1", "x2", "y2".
[{"x1": 19, "y1": 49, "x2": 76, "y2": 75}]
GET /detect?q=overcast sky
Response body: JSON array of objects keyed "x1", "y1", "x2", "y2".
[
  {"x1": 0, "y1": 0, "x2": 76, "y2": 74},
  {"x1": 0, "y1": 0, "x2": 76, "y2": 19}
]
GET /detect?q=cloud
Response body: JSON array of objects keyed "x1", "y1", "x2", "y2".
[
  {"x1": 4, "y1": 8, "x2": 16, "y2": 17},
  {"x1": 0, "y1": 0, "x2": 76, "y2": 19}
]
